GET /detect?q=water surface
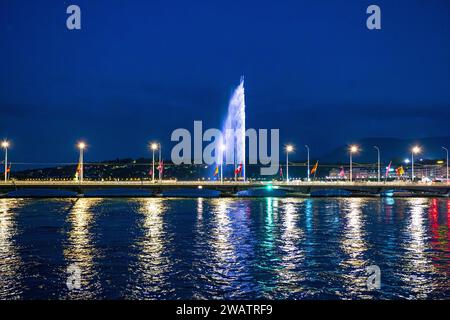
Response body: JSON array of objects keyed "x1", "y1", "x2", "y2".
[{"x1": 0, "y1": 197, "x2": 448, "y2": 299}]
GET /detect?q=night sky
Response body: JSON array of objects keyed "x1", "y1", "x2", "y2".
[{"x1": 1, "y1": 0, "x2": 450, "y2": 166}]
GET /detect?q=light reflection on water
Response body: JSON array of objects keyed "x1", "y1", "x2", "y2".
[
  {"x1": 125, "y1": 198, "x2": 172, "y2": 299},
  {"x1": 0, "y1": 199, "x2": 24, "y2": 299},
  {"x1": 62, "y1": 198, "x2": 102, "y2": 299},
  {"x1": 401, "y1": 199, "x2": 435, "y2": 299},
  {"x1": 339, "y1": 198, "x2": 369, "y2": 298},
  {"x1": 0, "y1": 197, "x2": 448, "y2": 299}
]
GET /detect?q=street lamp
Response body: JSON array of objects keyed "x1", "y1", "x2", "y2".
[
  {"x1": 442, "y1": 147, "x2": 449, "y2": 183},
  {"x1": 220, "y1": 144, "x2": 226, "y2": 183},
  {"x1": 151, "y1": 143, "x2": 158, "y2": 183},
  {"x1": 411, "y1": 145, "x2": 421, "y2": 182},
  {"x1": 77, "y1": 142, "x2": 86, "y2": 183},
  {"x1": 286, "y1": 145, "x2": 294, "y2": 182},
  {"x1": 349, "y1": 145, "x2": 358, "y2": 182},
  {"x1": 374, "y1": 146, "x2": 380, "y2": 182},
  {"x1": 305, "y1": 145, "x2": 310, "y2": 181},
  {"x1": 2, "y1": 140, "x2": 9, "y2": 182}
]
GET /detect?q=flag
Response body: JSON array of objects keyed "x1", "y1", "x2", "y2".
[
  {"x1": 157, "y1": 160, "x2": 164, "y2": 174},
  {"x1": 311, "y1": 161, "x2": 319, "y2": 175},
  {"x1": 6, "y1": 163, "x2": 11, "y2": 179},
  {"x1": 213, "y1": 166, "x2": 219, "y2": 177},
  {"x1": 74, "y1": 162, "x2": 81, "y2": 180},
  {"x1": 385, "y1": 161, "x2": 392, "y2": 177},
  {"x1": 339, "y1": 167, "x2": 345, "y2": 177},
  {"x1": 149, "y1": 169, "x2": 153, "y2": 177},
  {"x1": 234, "y1": 163, "x2": 243, "y2": 175},
  {"x1": 396, "y1": 166, "x2": 405, "y2": 176},
  {"x1": 279, "y1": 166, "x2": 283, "y2": 178}
]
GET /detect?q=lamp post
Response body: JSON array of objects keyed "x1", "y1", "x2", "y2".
[
  {"x1": 286, "y1": 145, "x2": 293, "y2": 182},
  {"x1": 2, "y1": 140, "x2": 9, "y2": 182},
  {"x1": 374, "y1": 146, "x2": 380, "y2": 182},
  {"x1": 305, "y1": 145, "x2": 310, "y2": 181},
  {"x1": 349, "y1": 145, "x2": 358, "y2": 182},
  {"x1": 151, "y1": 143, "x2": 158, "y2": 183},
  {"x1": 411, "y1": 146, "x2": 421, "y2": 182},
  {"x1": 442, "y1": 146, "x2": 448, "y2": 183},
  {"x1": 77, "y1": 142, "x2": 86, "y2": 183}
]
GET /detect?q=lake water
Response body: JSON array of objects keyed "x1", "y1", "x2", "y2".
[{"x1": 0, "y1": 197, "x2": 448, "y2": 299}]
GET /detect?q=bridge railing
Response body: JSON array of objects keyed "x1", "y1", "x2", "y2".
[{"x1": 0, "y1": 180, "x2": 448, "y2": 187}]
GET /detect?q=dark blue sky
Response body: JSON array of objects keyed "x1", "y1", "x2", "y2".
[{"x1": 1, "y1": 0, "x2": 450, "y2": 165}]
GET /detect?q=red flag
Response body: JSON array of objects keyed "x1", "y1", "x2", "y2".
[
  {"x1": 149, "y1": 169, "x2": 153, "y2": 177},
  {"x1": 339, "y1": 167, "x2": 345, "y2": 177},
  {"x1": 385, "y1": 161, "x2": 392, "y2": 177},
  {"x1": 234, "y1": 163, "x2": 243, "y2": 175},
  {"x1": 279, "y1": 166, "x2": 283, "y2": 178}
]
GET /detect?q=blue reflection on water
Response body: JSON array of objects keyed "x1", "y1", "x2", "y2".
[{"x1": 0, "y1": 197, "x2": 448, "y2": 299}]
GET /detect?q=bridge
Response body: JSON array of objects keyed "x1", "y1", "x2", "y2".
[{"x1": 0, "y1": 180, "x2": 449, "y2": 198}]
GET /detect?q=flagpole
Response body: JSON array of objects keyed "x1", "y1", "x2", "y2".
[
  {"x1": 374, "y1": 146, "x2": 380, "y2": 182},
  {"x1": 234, "y1": 139, "x2": 236, "y2": 182},
  {"x1": 384, "y1": 161, "x2": 391, "y2": 183},
  {"x1": 159, "y1": 143, "x2": 162, "y2": 182},
  {"x1": 443, "y1": 147, "x2": 448, "y2": 183},
  {"x1": 312, "y1": 161, "x2": 319, "y2": 181},
  {"x1": 305, "y1": 145, "x2": 310, "y2": 181},
  {"x1": 220, "y1": 144, "x2": 225, "y2": 184}
]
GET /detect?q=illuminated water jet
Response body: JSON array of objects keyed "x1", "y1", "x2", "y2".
[{"x1": 223, "y1": 76, "x2": 246, "y2": 180}]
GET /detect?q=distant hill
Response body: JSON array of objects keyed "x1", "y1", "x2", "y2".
[{"x1": 319, "y1": 137, "x2": 450, "y2": 164}]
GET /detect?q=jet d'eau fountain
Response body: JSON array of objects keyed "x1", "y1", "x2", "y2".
[
  {"x1": 171, "y1": 76, "x2": 279, "y2": 178},
  {"x1": 223, "y1": 76, "x2": 246, "y2": 181}
]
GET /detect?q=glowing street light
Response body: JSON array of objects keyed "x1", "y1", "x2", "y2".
[
  {"x1": 77, "y1": 141, "x2": 86, "y2": 183},
  {"x1": 374, "y1": 146, "x2": 380, "y2": 182},
  {"x1": 442, "y1": 146, "x2": 448, "y2": 183},
  {"x1": 2, "y1": 140, "x2": 9, "y2": 182},
  {"x1": 411, "y1": 145, "x2": 421, "y2": 182},
  {"x1": 286, "y1": 145, "x2": 294, "y2": 182},
  {"x1": 150, "y1": 142, "x2": 158, "y2": 182},
  {"x1": 349, "y1": 145, "x2": 359, "y2": 182}
]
